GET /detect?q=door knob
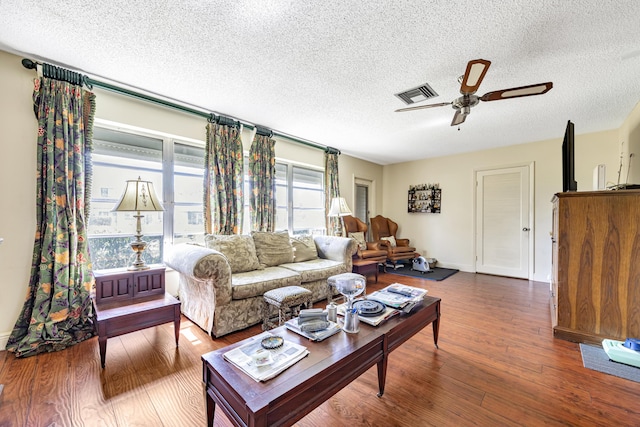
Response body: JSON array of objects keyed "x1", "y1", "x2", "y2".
[{"x1": 522, "y1": 227, "x2": 530, "y2": 231}]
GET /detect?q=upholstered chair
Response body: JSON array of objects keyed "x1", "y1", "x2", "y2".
[
  {"x1": 342, "y1": 215, "x2": 387, "y2": 263},
  {"x1": 370, "y1": 215, "x2": 417, "y2": 267}
]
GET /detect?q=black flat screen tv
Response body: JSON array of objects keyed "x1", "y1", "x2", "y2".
[{"x1": 562, "y1": 120, "x2": 577, "y2": 192}]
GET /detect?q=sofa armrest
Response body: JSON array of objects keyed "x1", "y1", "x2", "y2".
[
  {"x1": 366, "y1": 241, "x2": 384, "y2": 251},
  {"x1": 164, "y1": 243, "x2": 233, "y2": 306},
  {"x1": 313, "y1": 235, "x2": 357, "y2": 264},
  {"x1": 396, "y1": 238, "x2": 411, "y2": 247}
]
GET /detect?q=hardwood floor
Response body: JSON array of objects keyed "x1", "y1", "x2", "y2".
[{"x1": 1, "y1": 271, "x2": 639, "y2": 426}]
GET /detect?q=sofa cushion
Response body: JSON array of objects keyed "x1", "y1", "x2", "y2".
[
  {"x1": 380, "y1": 236, "x2": 397, "y2": 247},
  {"x1": 280, "y1": 258, "x2": 346, "y2": 283},
  {"x1": 231, "y1": 266, "x2": 301, "y2": 299},
  {"x1": 390, "y1": 245, "x2": 416, "y2": 254},
  {"x1": 204, "y1": 234, "x2": 261, "y2": 273},
  {"x1": 291, "y1": 235, "x2": 319, "y2": 262},
  {"x1": 251, "y1": 230, "x2": 294, "y2": 267},
  {"x1": 348, "y1": 231, "x2": 367, "y2": 251}
]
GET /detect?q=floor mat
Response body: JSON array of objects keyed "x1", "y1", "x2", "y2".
[
  {"x1": 579, "y1": 343, "x2": 640, "y2": 382},
  {"x1": 385, "y1": 266, "x2": 459, "y2": 281}
]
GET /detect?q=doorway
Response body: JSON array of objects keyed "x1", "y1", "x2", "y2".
[
  {"x1": 475, "y1": 164, "x2": 533, "y2": 279},
  {"x1": 353, "y1": 177, "x2": 374, "y2": 240}
]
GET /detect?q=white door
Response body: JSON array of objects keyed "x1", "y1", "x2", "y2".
[{"x1": 475, "y1": 165, "x2": 532, "y2": 279}]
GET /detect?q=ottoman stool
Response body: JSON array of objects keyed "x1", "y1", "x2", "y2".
[
  {"x1": 262, "y1": 285, "x2": 313, "y2": 330},
  {"x1": 327, "y1": 272, "x2": 366, "y2": 304}
]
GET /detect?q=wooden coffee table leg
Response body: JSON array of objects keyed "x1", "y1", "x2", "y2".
[
  {"x1": 433, "y1": 301, "x2": 440, "y2": 349},
  {"x1": 377, "y1": 334, "x2": 389, "y2": 397},
  {"x1": 376, "y1": 355, "x2": 388, "y2": 397}
]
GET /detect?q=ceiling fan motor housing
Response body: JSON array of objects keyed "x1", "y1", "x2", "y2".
[{"x1": 452, "y1": 95, "x2": 479, "y2": 112}]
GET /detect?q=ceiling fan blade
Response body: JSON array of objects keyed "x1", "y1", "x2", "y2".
[
  {"x1": 395, "y1": 102, "x2": 452, "y2": 112},
  {"x1": 460, "y1": 59, "x2": 491, "y2": 95},
  {"x1": 480, "y1": 82, "x2": 553, "y2": 102},
  {"x1": 451, "y1": 110, "x2": 467, "y2": 126}
]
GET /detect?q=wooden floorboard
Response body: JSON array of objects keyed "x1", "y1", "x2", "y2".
[{"x1": 1, "y1": 271, "x2": 640, "y2": 426}]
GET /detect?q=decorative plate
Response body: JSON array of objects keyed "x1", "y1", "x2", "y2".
[
  {"x1": 261, "y1": 335, "x2": 284, "y2": 349},
  {"x1": 353, "y1": 300, "x2": 385, "y2": 317}
]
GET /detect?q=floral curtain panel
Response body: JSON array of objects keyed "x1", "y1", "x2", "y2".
[
  {"x1": 324, "y1": 151, "x2": 340, "y2": 235},
  {"x1": 204, "y1": 122, "x2": 244, "y2": 235},
  {"x1": 249, "y1": 134, "x2": 276, "y2": 232},
  {"x1": 7, "y1": 77, "x2": 96, "y2": 357}
]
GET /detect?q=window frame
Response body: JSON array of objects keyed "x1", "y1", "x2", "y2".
[{"x1": 88, "y1": 121, "x2": 327, "y2": 269}]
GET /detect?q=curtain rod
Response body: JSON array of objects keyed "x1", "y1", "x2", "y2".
[{"x1": 21, "y1": 58, "x2": 340, "y2": 154}]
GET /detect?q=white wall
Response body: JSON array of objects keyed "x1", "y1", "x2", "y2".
[
  {"x1": 619, "y1": 101, "x2": 640, "y2": 185},
  {"x1": 0, "y1": 50, "x2": 39, "y2": 351},
  {"x1": 381, "y1": 128, "x2": 619, "y2": 282}
]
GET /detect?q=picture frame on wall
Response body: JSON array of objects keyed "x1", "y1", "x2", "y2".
[{"x1": 408, "y1": 184, "x2": 441, "y2": 213}]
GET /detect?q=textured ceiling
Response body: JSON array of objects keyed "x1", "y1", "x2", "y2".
[{"x1": 1, "y1": 1, "x2": 639, "y2": 165}]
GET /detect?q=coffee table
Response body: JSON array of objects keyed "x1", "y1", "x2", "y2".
[{"x1": 202, "y1": 295, "x2": 440, "y2": 427}]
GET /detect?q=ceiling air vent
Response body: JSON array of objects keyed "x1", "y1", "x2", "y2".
[{"x1": 395, "y1": 83, "x2": 438, "y2": 105}]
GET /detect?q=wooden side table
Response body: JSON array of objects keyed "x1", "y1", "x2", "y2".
[
  {"x1": 93, "y1": 266, "x2": 180, "y2": 368},
  {"x1": 352, "y1": 259, "x2": 380, "y2": 283}
]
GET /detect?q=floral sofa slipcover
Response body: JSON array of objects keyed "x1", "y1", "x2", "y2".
[{"x1": 165, "y1": 231, "x2": 356, "y2": 338}]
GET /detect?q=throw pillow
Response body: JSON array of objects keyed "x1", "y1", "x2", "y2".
[
  {"x1": 380, "y1": 236, "x2": 397, "y2": 247},
  {"x1": 291, "y1": 235, "x2": 319, "y2": 262},
  {"x1": 204, "y1": 234, "x2": 261, "y2": 273},
  {"x1": 348, "y1": 231, "x2": 368, "y2": 251},
  {"x1": 251, "y1": 230, "x2": 294, "y2": 267}
]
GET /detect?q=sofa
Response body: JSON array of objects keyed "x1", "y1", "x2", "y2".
[{"x1": 165, "y1": 231, "x2": 356, "y2": 338}]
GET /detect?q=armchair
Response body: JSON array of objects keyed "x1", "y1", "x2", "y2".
[
  {"x1": 342, "y1": 215, "x2": 387, "y2": 263},
  {"x1": 370, "y1": 215, "x2": 418, "y2": 267}
]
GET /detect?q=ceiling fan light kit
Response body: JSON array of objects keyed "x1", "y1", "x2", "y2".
[{"x1": 396, "y1": 59, "x2": 553, "y2": 126}]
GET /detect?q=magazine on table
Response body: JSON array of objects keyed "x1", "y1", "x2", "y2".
[
  {"x1": 223, "y1": 331, "x2": 309, "y2": 382},
  {"x1": 336, "y1": 302, "x2": 400, "y2": 326},
  {"x1": 367, "y1": 283, "x2": 427, "y2": 311},
  {"x1": 285, "y1": 317, "x2": 342, "y2": 341}
]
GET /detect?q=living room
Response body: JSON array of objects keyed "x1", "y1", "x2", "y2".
[
  {"x1": 1, "y1": 2, "x2": 640, "y2": 424},
  {"x1": 1, "y1": 57, "x2": 639, "y2": 351}
]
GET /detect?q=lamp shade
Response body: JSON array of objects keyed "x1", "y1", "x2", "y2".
[
  {"x1": 113, "y1": 177, "x2": 164, "y2": 212},
  {"x1": 328, "y1": 197, "x2": 352, "y2": 217}
]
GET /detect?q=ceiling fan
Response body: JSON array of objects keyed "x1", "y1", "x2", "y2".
[{"x1": 396, "y1": 59, "x2": 553, "y2": 126}]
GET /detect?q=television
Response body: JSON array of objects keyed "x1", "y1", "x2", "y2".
[{"x1": 562, "y1": 120, "x2": 577, "y2": 192}]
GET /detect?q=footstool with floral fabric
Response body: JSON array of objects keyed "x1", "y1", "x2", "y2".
[{"x1": 262, "y1": 285, "x2": 313, "y2": 330}]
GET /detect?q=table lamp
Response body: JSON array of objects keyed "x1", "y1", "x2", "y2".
[
  {"x1": 327, "y1": 197, "x2": 352, "y2": 237},
  {"x1": 113, "y1": 177, "x2": 164, "y2": 270}
]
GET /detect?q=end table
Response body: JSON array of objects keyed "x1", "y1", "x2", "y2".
[{"x1": 93, "y1": 266, "x2": 180, "y2": 368}]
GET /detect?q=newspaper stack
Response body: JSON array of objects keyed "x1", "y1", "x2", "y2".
[
  {"x1": 285, "y1": 317, "x2": 342, "y2": 341},
  {"x1": 367, "y1": 283, "x2": 428, "y2": 313},
  {"x1": 336, "y1": 302, "x2": 399, "y2": 326},
  {"x1": 223, "y1": 332, "x2": 309, "y2": 382}
]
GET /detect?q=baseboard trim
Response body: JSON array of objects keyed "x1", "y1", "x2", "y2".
[{"x1": 0, "y1": 331, "x2": 10, "y2": 351}]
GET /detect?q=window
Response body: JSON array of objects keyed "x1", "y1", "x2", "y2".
[
  {"x1": 88, "y1": 125, "x2": 326, "y2": 270},
  {"x1": 277, "y1": 162, "x2": 326, "y2": 235},
  {"x1": 173, "y1": 142, "x2": 205, "y2": 244},
  {"x1": 88, "y1": 126, "x2": 207, "y2": 270},
  {"x1": 88, "y1": 127, "x2": 164, "y2": 270}
]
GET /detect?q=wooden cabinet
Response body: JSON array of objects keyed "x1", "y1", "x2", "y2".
[
  {"x1": 92, "y1": 265, "x2": 180, "y2": 368},
  {"x1": 551, "y1": 190, "x2": 640, "y2": 344},
  {"x1": 94, "y1": 266, "x2": 165, "y2": 305}
]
